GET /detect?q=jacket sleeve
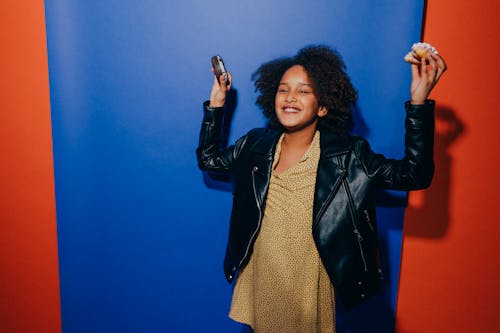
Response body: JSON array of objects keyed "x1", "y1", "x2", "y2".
[
  {"x1": 355, "y1": 100, "x2": 435, "y2": 190},
  {"x1": 196, "y1": 101, "x2": 247, "y2": 173}
]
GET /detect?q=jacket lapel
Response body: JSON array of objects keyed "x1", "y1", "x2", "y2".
[
  {"x1": 313, "y1": 130, "x2": 352, "y2": 226},
  {"x1": 245, "y1": 128, "x2": 352, "y2": 220},
  {"x1": 248, "y1": 129, "x2": 281, "y2": 208}
]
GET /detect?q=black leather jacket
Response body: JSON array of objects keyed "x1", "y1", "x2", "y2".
[{"x1": 197, "y1": 100, "x2": 434, "y2": 308}]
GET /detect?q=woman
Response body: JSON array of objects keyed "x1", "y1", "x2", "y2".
[{"x1": 197, "y1": 45, "x2": 446, "y2": 332}]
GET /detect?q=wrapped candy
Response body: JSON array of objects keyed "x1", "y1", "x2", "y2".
[{"x1": 404, "y1": 42, "x2": 439, "y2": 64}]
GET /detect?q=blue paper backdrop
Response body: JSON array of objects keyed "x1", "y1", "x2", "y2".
[{"x1": 44, "y1": 0, "x2": 423, "y2": 332}]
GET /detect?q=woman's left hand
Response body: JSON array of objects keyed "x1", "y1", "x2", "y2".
[{"x1": 410, "y1": 52, "x2": 447, "y2": 104}]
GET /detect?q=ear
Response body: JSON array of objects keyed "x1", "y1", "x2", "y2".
[{"x1": 318, "y1": 106, "x2": 328, "y2": 117}]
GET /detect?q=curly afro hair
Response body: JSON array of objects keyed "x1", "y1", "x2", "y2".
[{"x1": 252, "y1": 45, "x2": 357, "y2": 135}]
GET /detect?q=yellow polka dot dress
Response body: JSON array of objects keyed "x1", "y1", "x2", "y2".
[{"x1": 229, "y1": 131, "x2": 335, "y2": 332}]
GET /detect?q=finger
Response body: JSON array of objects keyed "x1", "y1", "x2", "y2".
[
  {"x1": 219, "y1": 72, "x2": 232, "y2": 92},
  {"x1": 411, "y1": 62, "x2": 420, "y2": 78},
  {"x1": 426, "y1": 54, "x2": 442, "y2": 92},
  {"x1": 226, "y1": 72, "x2": 233, "y2": 90},
  {"x1": 405, "y1": 53, "x2": 421, "y2": 65},
  {"x1": 433, "y1": 53, "x2": 447, "y2": 69},
  {"x1": 219, "y1": 72, "x2": 228, "y2": 89},
  {"x1": 429, "y1": 54, "x2": 442, "y2": 81},
  {"x1": 432, "y1": 53, "x2": 446, "y2": 69},
  {"x1": 419, "y1": 56, "x2": 428, "y2": 81},
  {"x1": 210, "y1": 67, "x2": 221, "y2": 90},
  {"x1": 427, "y1": 54, "x2": 438, "y2": 79},
  {"x1": 431, "y1": 53, "x2": 447, "y2": 79}
]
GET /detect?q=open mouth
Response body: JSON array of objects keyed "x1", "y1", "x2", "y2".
[{"x1": 283, "y1": 107, "x2": 300, "y2": 113}]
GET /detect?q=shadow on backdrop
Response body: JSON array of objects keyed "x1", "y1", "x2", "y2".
[
  {"x1": 404, "y1": 106, "x2": 465, "y2": 238},
  {"x1": 337, "y1": 106, "x2": 465, "y2": 332}
]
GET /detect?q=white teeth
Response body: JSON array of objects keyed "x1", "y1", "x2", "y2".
[{"x1": 284, "y1": 107, "x2": 299, "y2": 113}]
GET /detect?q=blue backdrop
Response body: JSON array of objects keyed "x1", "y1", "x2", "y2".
[{"x1": 44, "y1": 1, "x2": 424, "y2": 332}]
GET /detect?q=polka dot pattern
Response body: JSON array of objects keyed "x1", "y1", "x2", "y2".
[{"x1": 230, "y1": 131, "x2": 335, "y2": 332}]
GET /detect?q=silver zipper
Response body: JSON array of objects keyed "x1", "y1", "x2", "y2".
[
  {"x1": 364, "y1": 210, "x2": 375, "y2": 232},
  {"x1": 346, "y1": 193, "x2": 368, "y2": 272},
  {"x1": 239, "y1": 166, "x2": 263, "y2": 267},
  {"x1": 338, "y1": 157, "x2": 368, "y2": 272},
  {"x1": 312, "y1": 169, "x2": 346, "y2": 229},
  {"x1": 353, "y1": 228, "x2": 368, "y2": 271}
]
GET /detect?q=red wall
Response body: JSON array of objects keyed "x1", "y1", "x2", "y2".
[
  {"x1": 396, "y1": 1, "x2": 500, "y2": 331},
  {"x1": 0, "y1": 1, "x2": 61, "y2": 332}
]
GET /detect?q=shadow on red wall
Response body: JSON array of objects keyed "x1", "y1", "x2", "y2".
[{"x1": 404, "y1": 106, "x2": 465, "y2": 238}]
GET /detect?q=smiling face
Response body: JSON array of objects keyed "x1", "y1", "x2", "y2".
[{"x1": 274, "y1": 65, "x2": 327, "y2": 133}]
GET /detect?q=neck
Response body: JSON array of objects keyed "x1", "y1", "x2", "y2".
[{"x1": 282, "y1": 125, "x2": 317, "y2": 148}]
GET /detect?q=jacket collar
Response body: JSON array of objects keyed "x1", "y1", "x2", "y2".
[
  {"x1": 245, "y1": 127, "x2": 352, "y2": 224},
  {"x1": 318, "y1": 128, "x2": 353, "y2": 157},
  {"x1": 246, "y1": 127, "x2": 352, "y2": 157},
  {"x1": 247, "y1": 128, "x2": 281, "y2": 155}
]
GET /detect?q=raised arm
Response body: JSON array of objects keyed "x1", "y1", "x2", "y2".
[
  {"x1": 355, "y1": 100, "x2": 435, "y2": 190},
  {"x1": 356, "y1": 50, "x2": 447, "y2": 190},
  {"x1": 196, "y1": 68, "x2": 241, "y2": 173}
]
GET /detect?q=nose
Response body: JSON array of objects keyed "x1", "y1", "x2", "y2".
[{"x1": 285, "y1": 91, "x2": 297, "y2": 102}]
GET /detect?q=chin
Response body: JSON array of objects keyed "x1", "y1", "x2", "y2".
[{"x1": 277, "y1": 119, "x2": 300, "y2": 131}]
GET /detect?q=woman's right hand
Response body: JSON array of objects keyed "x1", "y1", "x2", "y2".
[{"x1": 209, "y1": 69, "x2": 232, "y2": 108}]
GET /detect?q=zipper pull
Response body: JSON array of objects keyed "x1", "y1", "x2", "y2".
[
  {"x1": 354, "y1": 229, "x2": 363, "y2": 241},
  {"x1": 364, "y1": 210, "x2": 375, "y2": 232}
]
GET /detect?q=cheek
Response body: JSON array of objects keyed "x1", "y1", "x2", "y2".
[
  {"x1": 312, "y1": 99, "x2": 321, "y2": 111},
  {"x1": 274, "y1": 95, "x2": 282, "y2": 109},
  {"x1": 275, "y1": 93, "x2": 282, "y2": 104},
  {"x1": 304, "y1": 97, "x2": 318, "y2": 110}
]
